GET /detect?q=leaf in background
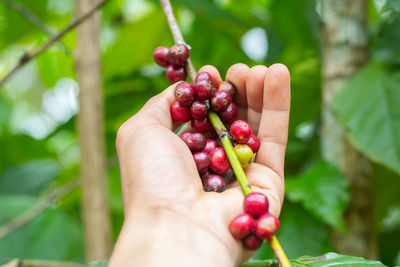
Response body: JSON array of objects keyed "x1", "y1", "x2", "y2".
[
  {"x1": 291, "y1": 252, "x2": 387, "y2": 266},
  {"x1": 286, "y1": 161, "x2": 349, "y2": 231},
  {"x1": 103, "y1": 9, "x2": 172, "y2": 78},
  {"x1": 252, "y1": 204, "x2": 331, "y2": 260},
  {"x1": 373, "y1": 14, "x2": 400, "y2": 65},
  {"x1": 0, "y1": 194, "x2": 84, "y2": 262},
  {"x1": 243, "y1": 252, "x2": 387, "y2": 267},
  {"x1": 0, "y1": 93, "x2": 12, "y2": 131},
  {"x1": 333, "y1": 62, "x2": 400, "y2": 174},
  {"x1": 0, "y1": 159, "x2": 60, "y2": 195}
]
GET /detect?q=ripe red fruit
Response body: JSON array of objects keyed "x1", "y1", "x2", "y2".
[
  {"x1": 217, "y1": 81, "x2": 236, "y2": 97},
  {"x1": 254, "y1": 213, "x2": 280, "y2": 239},
  {"x1": 168, "y1": 44, "x2": 190, "y2": 65},
  {"x1": 243, "y1": 192, "x2": 269, "y2": 218},
  {"x1": 195, "y1": 72, "x2": 212, "y2": 83},
  {"x1": 193, "y1": 152, "x2": 210, "y2": 173},
  {"x1": 210, "y1": 91, "x2": 231, "y2": 112},
  {"x1": 180, "y1": 132, "x2": 192, "y2": 140},
  {"x1": 194, "y1": 73, "x2": 213, "y2": 100},
  {"x1": 220, "y1": 102, "x2": 238, "y2": 124},
  {"x1": 191, "y1": 118, "x2": 212, "y2": 133},
  {"x1": 209, "y1": 147, "x2": 231, "y2": 174},
  {"x1": 184, "y1": 133, "x2": 206, "y2": 151},
  {"x1": 247, "y1": 135, "x2": 260, "y2": 153},
  {"x1": 166, "y1": 64, "x2": 186, "y2": 83},
  {"x1": 170, "y1": 101, "x2": 191, "y2": 123},
  {"x1": 153, "y1": 46, "x2": 170, "y2": 67},
  {"x1": 190, "y1": 101, "x2": 208, "y2": 119},
  {"x1": 174, "y1": 81, "x2": 195, "y2": 106},
  {"x1": 229, "y1": 213, "x2": 254, "y2": 239},
  {"x1": 230, "y1": 120, "x2": 252, "y2": 143},
  {"x1": 203, "y1": 139, "x2": 219, "y2": 153},
  {"x1": 242, "y1": 233, "x2": 263, "y2": 250},
  {"x1": 203, "y1": 174, "x2": 226, "y2": 192}
]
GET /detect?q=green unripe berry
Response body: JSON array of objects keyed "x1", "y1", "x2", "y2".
[{"x1": 233, "y1": 144, "x2": 253, "y2": 168}]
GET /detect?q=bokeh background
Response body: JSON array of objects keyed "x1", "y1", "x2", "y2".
[{"x1": 0, "y1": 0, "x2": 399, "y2": 266}]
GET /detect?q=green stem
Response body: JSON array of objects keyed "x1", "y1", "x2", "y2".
[{"x1": 208, "y1": 112, "x2": 253, "y2": 195}]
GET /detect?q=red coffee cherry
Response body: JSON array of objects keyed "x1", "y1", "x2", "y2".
[
  {"x1": 166, "y1": 64, "x2": 186, "y2": 83},
  {"x1": 217, "y1": 81, "x2": 236, "y2": 98},
  {"x1": 174, "y1": 81, "x2": 195, "y2": 106},
  {"x1": 229, "y1": 213, "x2": 254, "y2": 239},
  {"x1": 190, "y1": 101, "x2": 208, "y2": 119},
  {"x1": 247, "y1": 135, "x2": 260, "y2": 153},
  {"x1": 203, "y1": 139, "x2": 219, "y2": 153},
  {"x1": 210, "y1": 91, "x2": 231, "y2": 112},
  {"x1": 168, "y1": 44, "x2": 190, "y2": 65},
  {"x1": 230, "y1": 120, "x2": 252, "y2": 143},
  {"x1": 193, "y1": 151, "x2": 210, "y2": 173},
  {"x1": 243, "y1": 192, "x2": 269, "y2": 218},
  {"x1": 203, "y1": 174, "x2": 226, "y2": 192},
  {"x1": 242, "y1": 233, "x2": 263, "y2": 250},
  {"x1": 194, "y1": 72, "x2": 213, "y2": 100},
  {"x1": 170, "y1": 101, "x2": 191, "y2": 123},
  {"x1": 180, "y1": 132, "x2": 192, "y2": 141},
  {"x1": 220, "y1": 102, "x2": 238, "y2": 124},
  {"x1": 254, "y1": 213, "x2": 280, "y2": 239},
  {"x1": 209, "y1": 147, "x2": 231, "y2": 174},
  {"x1": 184, "y1": 133, "x2": 206, "y2": 152},
  {"x1": 191, "y1": 118, "x2": 212, "y2": 133},
  {"x1": 153, "y1": 46, "x2": 170, "y2": 67}
]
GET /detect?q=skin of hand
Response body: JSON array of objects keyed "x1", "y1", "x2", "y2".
[{"x1": 109, "y1": 63, "x2": 291, "y2": 267}]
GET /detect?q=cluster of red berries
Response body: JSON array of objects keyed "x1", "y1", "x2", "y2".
[
  {"x1": 154, "y1": 45, "x2": 279, "y2": 250},
  {"x1": 153, "y1": 44, "x2": 190, "y2": 83},
  {"x1": 229, "y1": 192, "x2": 280, "y2": 250},
  {"x1": 179, "y1": 121, "x2": 260, "y2": 192},
  {"x1": 170, "y1": 71, "x2": 239, "y2": 131}
]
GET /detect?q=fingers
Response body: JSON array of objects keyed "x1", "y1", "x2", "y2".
[
  {"x1": 245, "y1": 65, "x2": 268, "y2": 134},
  {"x1": 226, "y1": 64, "x2": 249, "y2": 108},
  {"x1": 255, "y1": 64, "x2": 291, "y2": 178}
]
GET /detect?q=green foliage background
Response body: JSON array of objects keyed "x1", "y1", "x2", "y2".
[{"x1": 0, "y1": 0, "x2": 399, "y2": 265}]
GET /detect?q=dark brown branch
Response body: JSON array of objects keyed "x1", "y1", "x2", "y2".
[
  {"x1": 0, "y1": 0, "x2": 110, "y2": 87},
  {"x1": 159, "y1": 0, "x2": 197, "y2": 82},
  {"x1": 0, "y1": 179, "x2": 79, "y2": 240}
]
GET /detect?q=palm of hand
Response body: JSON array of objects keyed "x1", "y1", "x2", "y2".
[{"x1": 115, "y1": 63, "x2": 290, "y2": 266}]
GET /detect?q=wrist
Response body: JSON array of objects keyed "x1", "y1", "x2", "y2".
[{"x1": 110, "y1": 207, "x2": 237, "y2": 267}]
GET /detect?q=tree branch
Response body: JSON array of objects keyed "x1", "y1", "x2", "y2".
[
  {"x1": 0, "y1": 0, "x2": 110, "y2": 87},
  {"x1": 0, "y1": 179, "x2": 79, "y2": 240},
  {"x1": 1, "y1": 0, "x2": 69, "y2": 54},
  {"x1": 159, "y1": 0, "x2": 197, "y2": 82},
  {"x1": 2, "y1": 0, "x2": 53, "y2": 37}
]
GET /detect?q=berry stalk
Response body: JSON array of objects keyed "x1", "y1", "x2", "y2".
[
  {"x1": 208, "y1": 111, "x2": 253, "y2": 195},
  {"x1": 159, "y1": 1, "x2": 290, "y2": 266}
]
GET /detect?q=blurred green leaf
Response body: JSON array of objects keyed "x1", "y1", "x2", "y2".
[
  {"x1": 334, "y1": 62, "x2": 400, "y2": 174},
  {"x1": 244, "y1": 252, "x2": 387, "y2": 266},
  {"x1": 373, "y1": 14, "x2": 400, "y2": 65},
  {"x1": 0, "y1": 159, "x2": 60, "y2": 195},
  {"x1": 0, "y1": 194, "x2": 84, "y2": 262},
  {"x1": 286, "y1": 161, "x2": 349, "y2": 231}
]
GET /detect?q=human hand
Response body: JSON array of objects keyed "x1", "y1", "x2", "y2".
[{"x1": 109, "y1": 63, "x2": 291, "y2": 267}]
